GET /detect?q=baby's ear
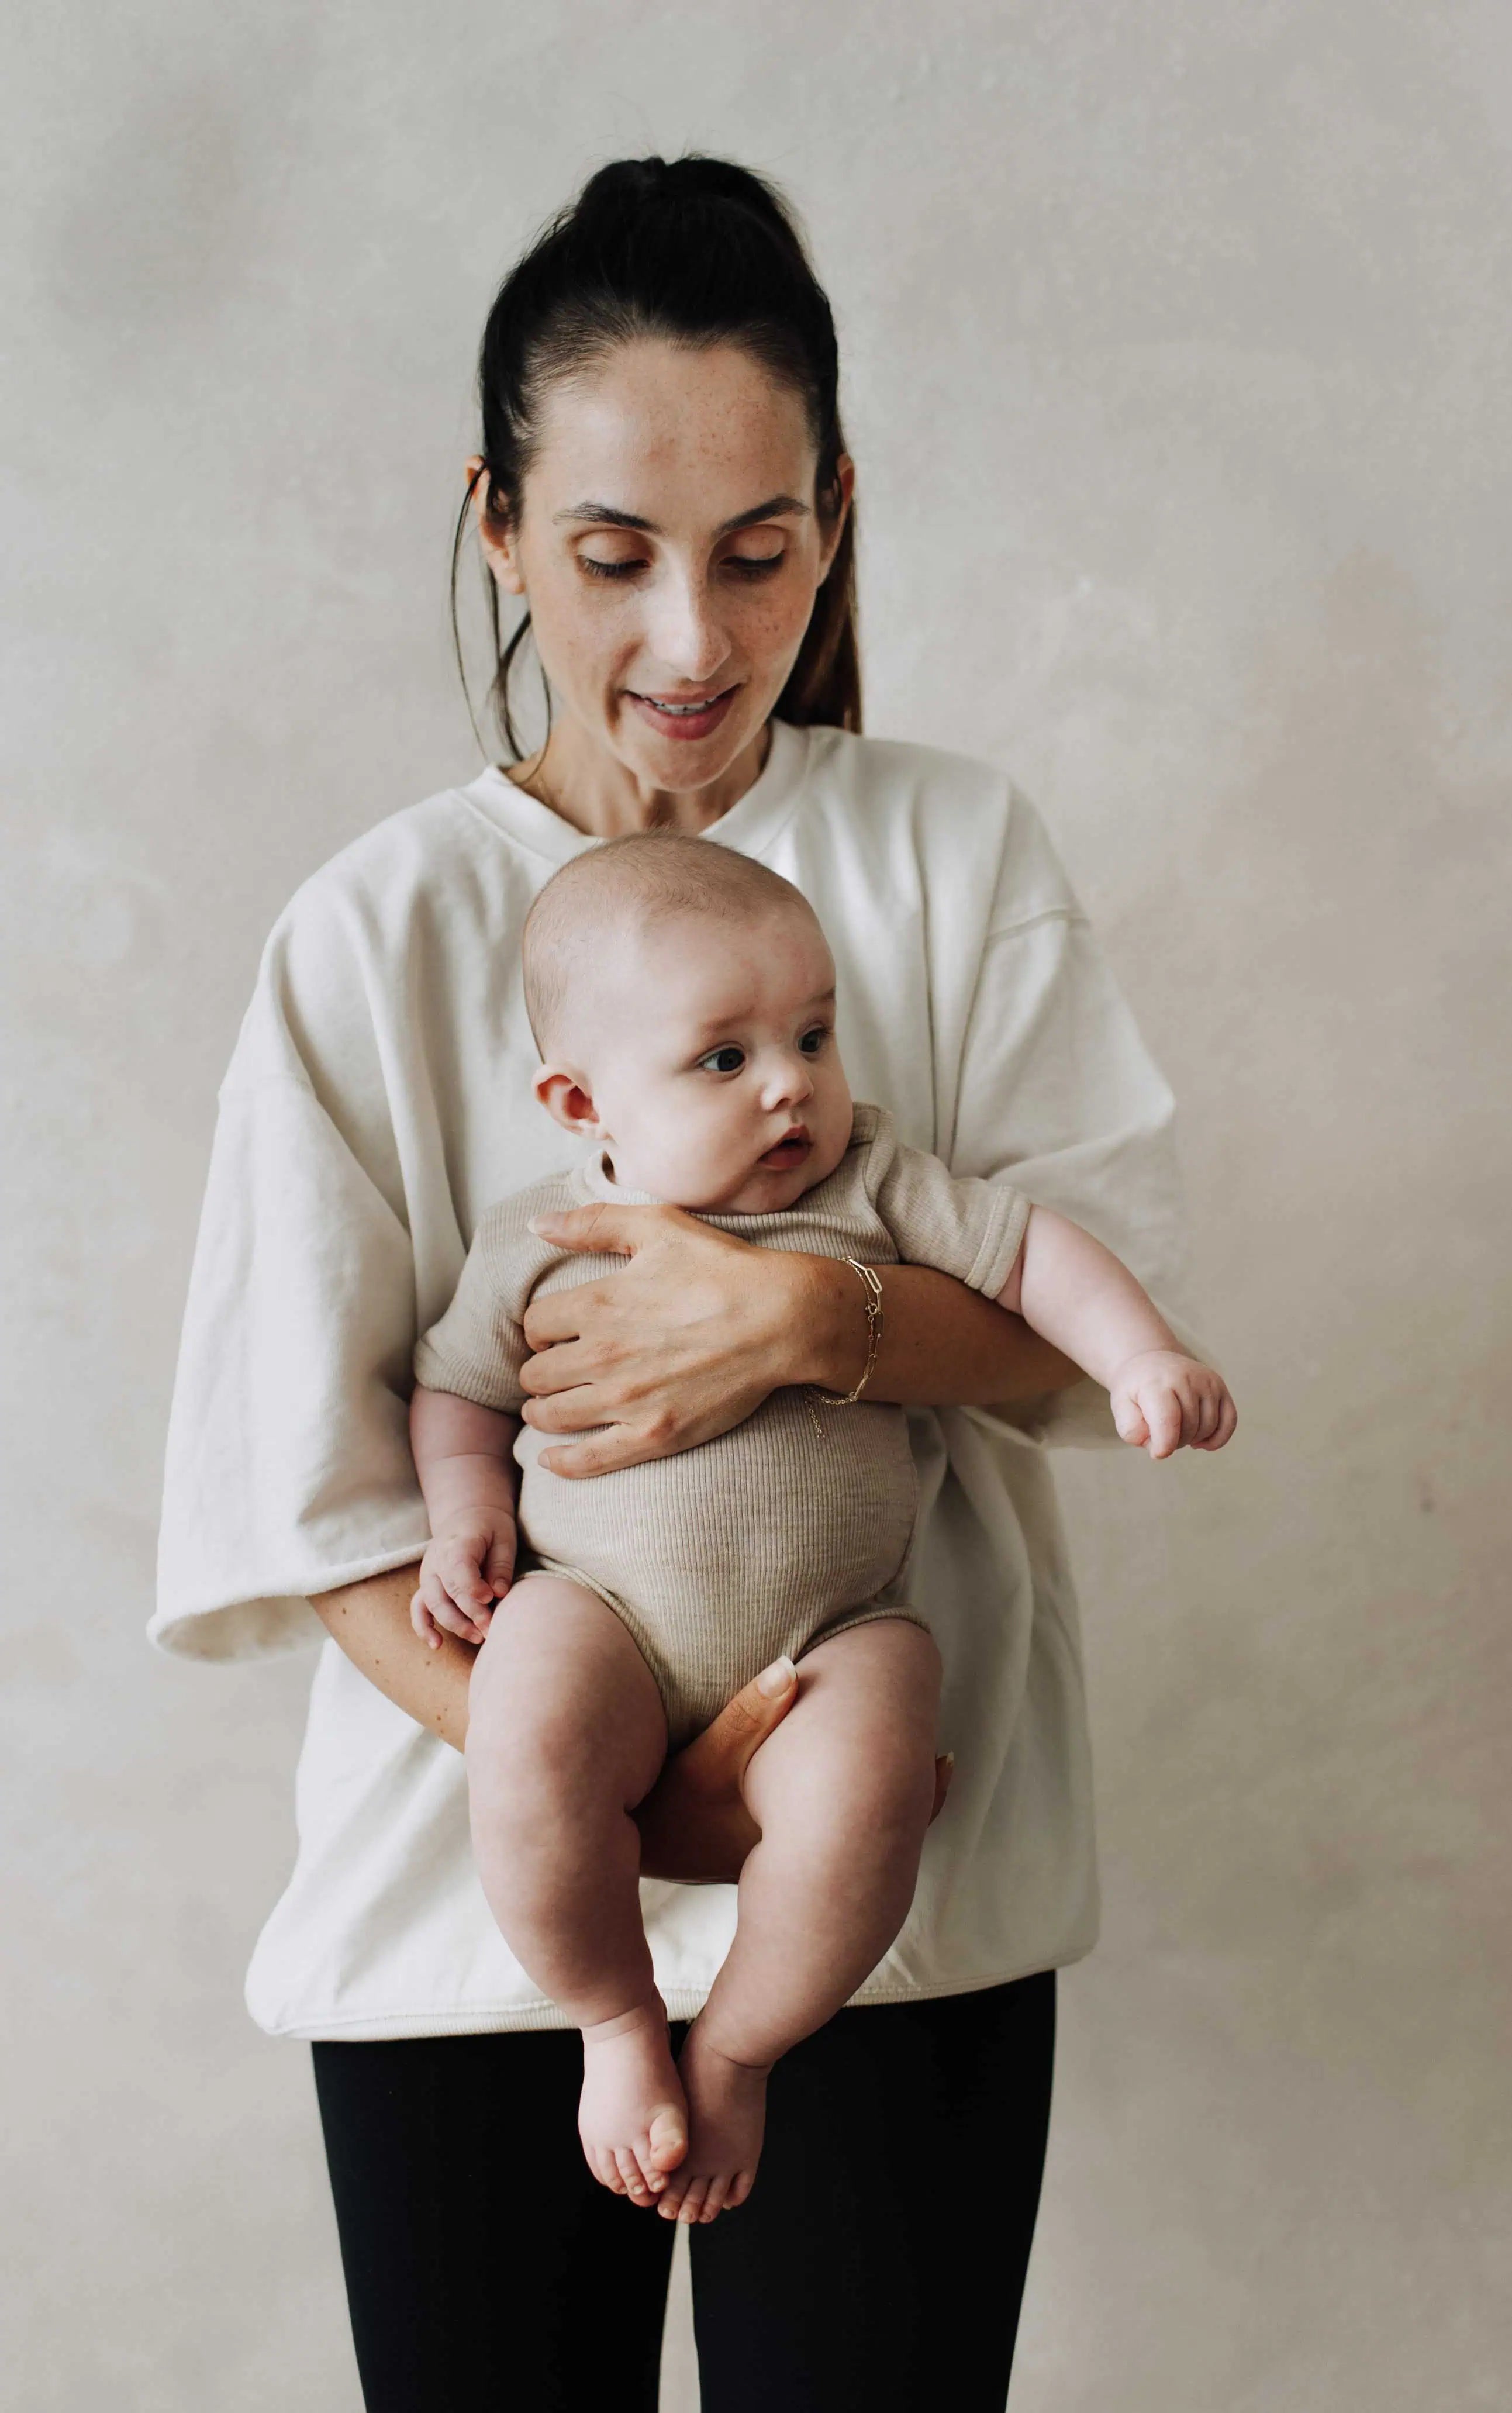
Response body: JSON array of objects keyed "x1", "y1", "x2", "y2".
[{"x1": 534, "y1": 1064, "x2": 600, "y2": 1137}]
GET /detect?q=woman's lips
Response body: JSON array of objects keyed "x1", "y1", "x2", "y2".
[{"x1": 626, "y1": 685, "x2": 739, "y2": 742}]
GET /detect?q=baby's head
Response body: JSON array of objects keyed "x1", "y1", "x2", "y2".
[{"x1": 520, "y1": 831, "x2": 854, "y2": 1212}]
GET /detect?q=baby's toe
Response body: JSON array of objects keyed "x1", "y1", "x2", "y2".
[
  {"x1": 614, "y1": 2146, "x2": 653, "y2": 2204},
  {"x1": 676, "y1": 2177, "x2": 711, "y2": 2226},
  {"x1": 655, "y1": 2173, "x2": 691, "y2": 2221},
  {"x1": 698, "y1": 2174, "x2": 731, "y2": 2222},
  {"x1": 644, "y1": 2106, "x2": 686, "y2": 2177}
]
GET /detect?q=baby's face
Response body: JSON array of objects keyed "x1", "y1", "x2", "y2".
[{"x1": 563, "y1": 903, "x2": 854, "y2": 1213}]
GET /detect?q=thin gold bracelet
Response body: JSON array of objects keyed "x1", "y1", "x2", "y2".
[{"x1": 805, "y1": 1259, "x2": 884, "y2": 1439}]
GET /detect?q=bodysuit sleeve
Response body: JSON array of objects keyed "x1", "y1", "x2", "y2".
[
  {"x1": 869, "y1": 1121, "x2": 1033, "y2": 1299},
  {"x1": 412, "y1": 1203, "x2": 533, "y2": 1411}
]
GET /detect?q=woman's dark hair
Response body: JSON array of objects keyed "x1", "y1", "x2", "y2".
[{"x1": 451, "y1": 153, "x2": 860, "y2": 760}]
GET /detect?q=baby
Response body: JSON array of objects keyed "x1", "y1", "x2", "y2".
[{"x1": 409, "y1": 831, "x2": 1235, "y2": 2226}]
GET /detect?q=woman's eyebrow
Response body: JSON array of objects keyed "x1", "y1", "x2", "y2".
[{"x1": 553, "y1": 495, "x2": 812, "y2": 534}]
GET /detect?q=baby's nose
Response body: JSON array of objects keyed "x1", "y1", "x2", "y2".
[{"x1": 765, "y1": 1054, "x2": 814, "y2": 1106}]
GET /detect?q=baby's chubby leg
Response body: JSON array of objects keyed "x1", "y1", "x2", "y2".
[
  {"x1": 659, "y1": 1617, "x2": 942, "y2": 2224},
  {"x1": 465, "y1": 1573, "x2": 684, "y2": 2204}
]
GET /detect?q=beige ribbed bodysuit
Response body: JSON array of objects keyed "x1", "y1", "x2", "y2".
[{"x1": 413, "y1": 1102, "x2": 1031, "y2": 1745}]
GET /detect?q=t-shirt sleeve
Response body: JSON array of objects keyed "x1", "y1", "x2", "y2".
[
  {"x1": 948, "y1": 795, "x2": 1203, "y2": 1447},
  {"x1": 412, "y1": 1217, "x2": 529, "y2": 1411},
  {"x1": 151, "y1": 1070, "x2": 431, "y2": 1661},
  {"x1": 872, "y1": 1137, "x2": 1031, "y2": 1300}
]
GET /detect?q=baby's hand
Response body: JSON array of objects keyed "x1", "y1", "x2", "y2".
[
  {"x1": 1109, "y1": 1351, "x2": 1237, "y2": 1460},
  {"x1": 410, "y1": 1516, "x2": 517, "y2": 1650}
]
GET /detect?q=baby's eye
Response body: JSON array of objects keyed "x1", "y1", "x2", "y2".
[
  {"x1": 698, "y1": 1044, "x2": 746, "y2": 1075},
  {"x1": 799, "y1": 1025, "x2": 830, "y2": 1055}
]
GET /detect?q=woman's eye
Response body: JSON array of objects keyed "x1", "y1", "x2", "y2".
[
  {"x1": 698, "y1": 1045, "x2": 746, "y2": 1075},
  {"x1": 579, "y1": 555, "x2": 646, "y2": 581},
  {"x1": 726, "y1": 553, "x2": 785, "y2": 579}
]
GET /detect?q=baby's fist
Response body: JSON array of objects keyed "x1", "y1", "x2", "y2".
[
  {"x1": 410, "y1": 1517, "x2": 517, "y2": 1651},
  {"x1": 1110, "y1": 1351, "x2": 1237, "y2": 1460}
]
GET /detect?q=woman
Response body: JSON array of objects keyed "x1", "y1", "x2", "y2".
[{"x1": 154, "y1": 155, "x2": 1191, "y2": 2409}]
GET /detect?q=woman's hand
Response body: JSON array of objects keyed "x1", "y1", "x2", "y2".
[
  {"x1": 635, "y1": 1655, "x2": 956, "y2": 1883},
  {"x1": 519, "y1": 1199, "x2": 1083, "y2": 1479},
  {"x1": 519, "y1": 1203, "x2": 819, "y2": 1476}
]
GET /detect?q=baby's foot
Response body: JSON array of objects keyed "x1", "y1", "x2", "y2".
[
  {"x1": 657, "y1": 2020, "x2": 770, "y2": 2224},
  {"x1": 578, "y1": 2001, "x2": 687, "y2": 2207}
]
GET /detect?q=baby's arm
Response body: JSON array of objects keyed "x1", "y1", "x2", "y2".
[
  {"x1": 409, "y1": 1385, "x2": 522, "y2": 1648},
  {"x1": 996, "y1": 1209, "x2": 1237, "y2": 1458}
]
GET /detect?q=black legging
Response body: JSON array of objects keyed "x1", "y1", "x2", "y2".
[{"x1": 313, "y1": 1970, "x2": 1055, "y2": 2411}]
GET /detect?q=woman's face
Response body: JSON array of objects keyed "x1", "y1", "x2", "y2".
[{"x1": 470, "y1": 340, "x2": 853, "y2": 789}]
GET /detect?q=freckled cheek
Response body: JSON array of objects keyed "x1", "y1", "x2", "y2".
[
  {"x1": 530, "y1": 578, "x2": 641, "y2": 696},
  {"x1": 740, "y1": 590, "x2": 810, "y2": 667}
]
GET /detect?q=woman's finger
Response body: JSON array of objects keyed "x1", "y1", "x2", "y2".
[
  {"x1": 520, "y1": 1379, "x2": 612, "y2": 1429},
  {"x1": 527, "y1": 1202, "x2": 682, "y2": 1259},
  {"x1": 517, "y1": 1340, "x2": 592, "y2": 1396},
  {"x1": 537, "y1": 1431, "x2": 671, "y2": 1479},
  {"x1": 633, "y1": 1661, "x2": 802, "y2": 1884},
  {"x1": 681, "y1": 1657, "x2": 799, "y2": 1782}
]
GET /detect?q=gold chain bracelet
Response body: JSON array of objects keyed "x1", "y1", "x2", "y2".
[{"x1": 805, "y1": 1259, "x2": 884, "y2": 1440}]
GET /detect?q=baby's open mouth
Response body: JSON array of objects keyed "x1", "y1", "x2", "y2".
[{"x1": 758, "y1": 1131, "x2": 812, "y2": 1169}]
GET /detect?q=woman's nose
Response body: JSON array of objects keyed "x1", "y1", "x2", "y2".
[{"x1": 645, "y1": 572, "x2": 731, "y2": 684}]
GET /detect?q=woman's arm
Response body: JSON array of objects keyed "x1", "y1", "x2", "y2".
[
  {"x1": 512, "y1": 1202, "x2": 1080, "y2": 1478},
  {"x1": 311, "y1": 1563, "x2": 475, "y2": 1747}
]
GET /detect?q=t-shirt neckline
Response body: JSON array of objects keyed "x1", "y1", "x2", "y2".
[{"x1": 458, "y1": 715, "x2": 812, "y2": 865}]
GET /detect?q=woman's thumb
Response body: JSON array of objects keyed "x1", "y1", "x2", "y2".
[
  {"x1": 756, "y1": 1655, "x2": 798, "y2": 1701},
  {"x1": 710, "y1": 1656, "x2": 798, "y2": 1757}
]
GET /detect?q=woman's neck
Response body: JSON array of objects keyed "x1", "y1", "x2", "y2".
[{"x1": 506, "y1": 714, "x2": 772, "y2": 839}]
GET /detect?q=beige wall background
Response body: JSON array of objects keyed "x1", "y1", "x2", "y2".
[{"x1": 4, "y1": 2, "x2": 1508, "y2": 2405}]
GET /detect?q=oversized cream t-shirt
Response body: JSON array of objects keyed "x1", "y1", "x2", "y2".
[{"x1": 152, "y1": 719, "x2": 1193, "y2": 2039}]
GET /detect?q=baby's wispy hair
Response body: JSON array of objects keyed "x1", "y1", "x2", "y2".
[{"x1": 520, "y1": 830, "x2": 817, "y2": 1061}]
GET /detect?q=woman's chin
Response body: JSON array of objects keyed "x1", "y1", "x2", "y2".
[{"x1": 610, "y1": 694, "x2": 767, "y2": 787}]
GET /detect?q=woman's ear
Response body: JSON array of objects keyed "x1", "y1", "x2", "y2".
[
  {"x1": 533, "y1": 1064, "x2": 602, "y2": 1138},
  {"x1": 467, "y1": 454, "x2": 527, "y2": 598},
  {"x1": 817, "y1": 452, "x2": 855, "y2": 584}
]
